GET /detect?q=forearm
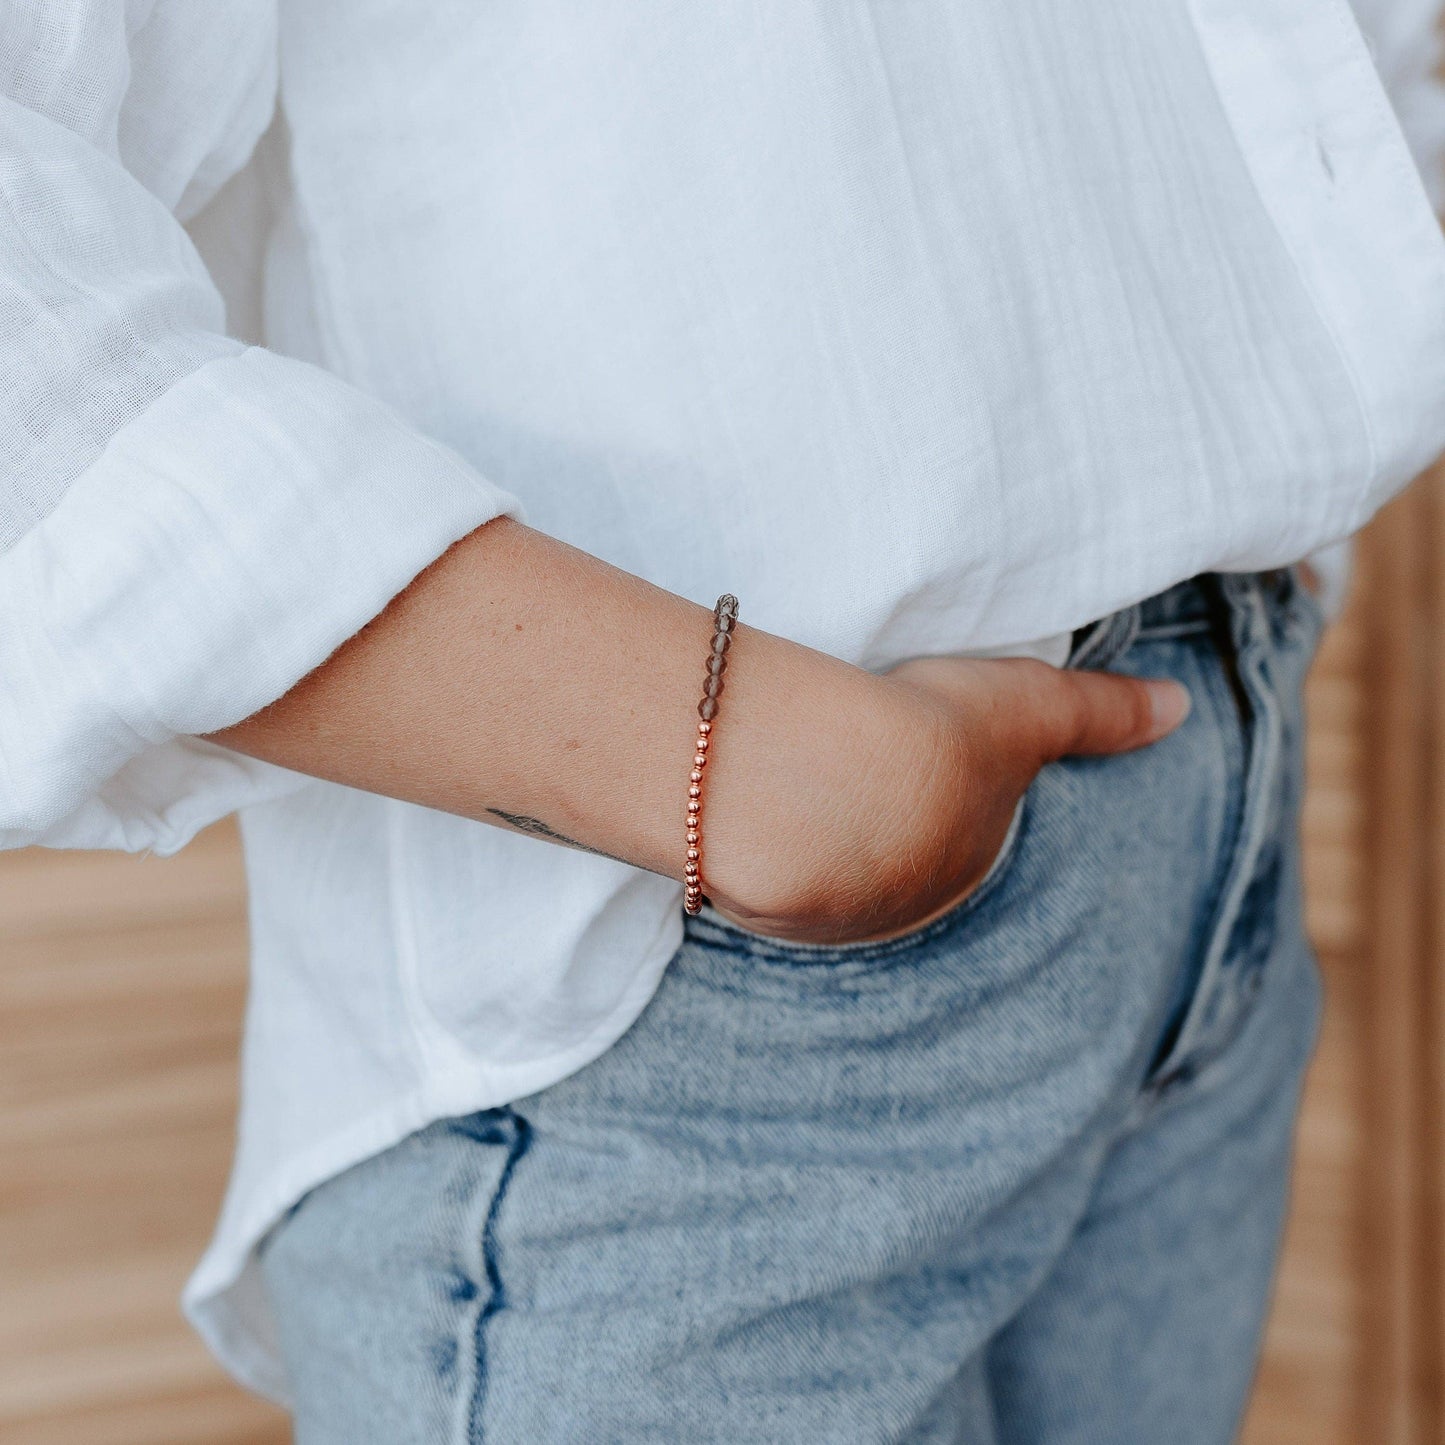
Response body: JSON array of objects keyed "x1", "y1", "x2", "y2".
[
  {"x1": 207, "y1": 515, "x2": 1184, "y2": 944},
  {"x1": 206, "y1": 516, "x2": 897, "y2": 913}
]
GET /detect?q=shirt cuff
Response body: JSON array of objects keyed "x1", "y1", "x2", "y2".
[{"x1": 0, "y1": 345, "x2": 523, "y2": 849}]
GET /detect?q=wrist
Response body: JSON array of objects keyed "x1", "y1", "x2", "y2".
[{"x1": 698, "y1": 632, "x2": 951, "y2": 937}]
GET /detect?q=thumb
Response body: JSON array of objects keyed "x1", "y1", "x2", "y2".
[{"x1": 1026, "y1": 666, "x2": 1191, "y2": 761}]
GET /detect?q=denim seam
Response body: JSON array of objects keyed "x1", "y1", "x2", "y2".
[
  {"x1": 462, "y1": 1108, "x2": 533, "y2": 1443},
  {"x1": 1142, "y1": 577, "x2": 1284, "y2": 1100},
  {"x1": 1133, "y1": 624, "x2": 1250, "y2": 1095}
]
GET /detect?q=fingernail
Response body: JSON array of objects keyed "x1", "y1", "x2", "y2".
[{"x1": 1145, "y1": 680, "x2": 1191, "y2": 738}]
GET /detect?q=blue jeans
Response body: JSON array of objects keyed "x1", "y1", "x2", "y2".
[{"x1": 259, "y1": 569, "x2": 1327, "y2": 1443}]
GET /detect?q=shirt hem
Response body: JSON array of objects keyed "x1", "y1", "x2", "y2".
[{"x1": 179, "y1": 919, "x2": 681, "y2": 1408}]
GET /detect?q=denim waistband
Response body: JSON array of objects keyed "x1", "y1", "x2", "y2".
[{"x1": 1067, "y1": 569, "x2": 1295, "y2": 672}]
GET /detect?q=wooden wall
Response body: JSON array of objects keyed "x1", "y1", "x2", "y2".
[
  {"x1": 3, "y1": 482, "x2": 1443, "y2": 1443},
  {"x1": 1244, "y1": 468, "x2": 1445, "y2": 1445}
]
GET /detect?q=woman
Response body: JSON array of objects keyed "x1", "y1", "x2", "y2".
[{"x1": 3, "y1": 2, "x2": 1443, "y2": 1440}]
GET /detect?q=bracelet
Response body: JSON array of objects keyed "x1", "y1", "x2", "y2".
[{"x1": 684, "y1": 593, "x2": 738, "y2": 915}]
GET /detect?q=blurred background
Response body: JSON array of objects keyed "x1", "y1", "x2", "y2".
[{"x1": 1, "y1": 468, "x2": 1444, "y2": 1444}]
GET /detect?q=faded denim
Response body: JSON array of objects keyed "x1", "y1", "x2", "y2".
[{"x1": 259, "y1": 568, "x2": 1327, "y2": 1444}]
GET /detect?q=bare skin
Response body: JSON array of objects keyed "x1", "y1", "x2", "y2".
[{"x1": 206, "y1": 515, "x2": 1192, "y2": 946}]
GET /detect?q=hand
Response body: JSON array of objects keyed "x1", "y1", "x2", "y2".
[{"x1": 703, "y1": 653, "x2": 1190, "y2": 947}]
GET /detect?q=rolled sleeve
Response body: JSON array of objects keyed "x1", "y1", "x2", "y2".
[{"x1": 0, "y1": 347, "x2": 521, "y2": 848}]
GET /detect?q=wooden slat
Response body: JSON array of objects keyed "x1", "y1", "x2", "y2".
[
  {"x1": 1350, "y1": 482, "x2": 1445, "y2": 1444},
  {"x1": 1420, "y1": 468, "x2": 1445, "y2": 1435},
  {"x1": 1243, "y1": 574, "x2": 1370, "y2": 1445},
  {"x1": 0, "y1": 826, "x2": 289, "y2": 1445}
]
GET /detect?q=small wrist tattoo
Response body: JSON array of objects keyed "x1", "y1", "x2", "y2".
[{"x1": 485, "y1": 807, "x2": 629, "y2": 868}]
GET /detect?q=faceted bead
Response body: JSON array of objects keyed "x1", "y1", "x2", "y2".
[
  {"x1": 707, "y1": 653, "x2": 727, "y2": 676},
  {"x1": 698, "y1": 696, "x2": 719, "y2": 720},
  {"x1": 704, "y1": 675, "x2": 724, "y2": 699},
  {"x1": 711, "y1": 631, "x2": 731, "y2": 654},
  {"x1": 714, "y1": 610, "x2": 735, "y2": 632}
]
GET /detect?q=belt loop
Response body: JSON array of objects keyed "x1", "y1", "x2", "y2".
[{"x1": 1068, "y1": 601, "x2": 1142, "y2": 671}]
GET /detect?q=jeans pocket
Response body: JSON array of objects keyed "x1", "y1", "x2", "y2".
[{"x1": 685, "y1": 790, "x2": 1031, "y2": 967}]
